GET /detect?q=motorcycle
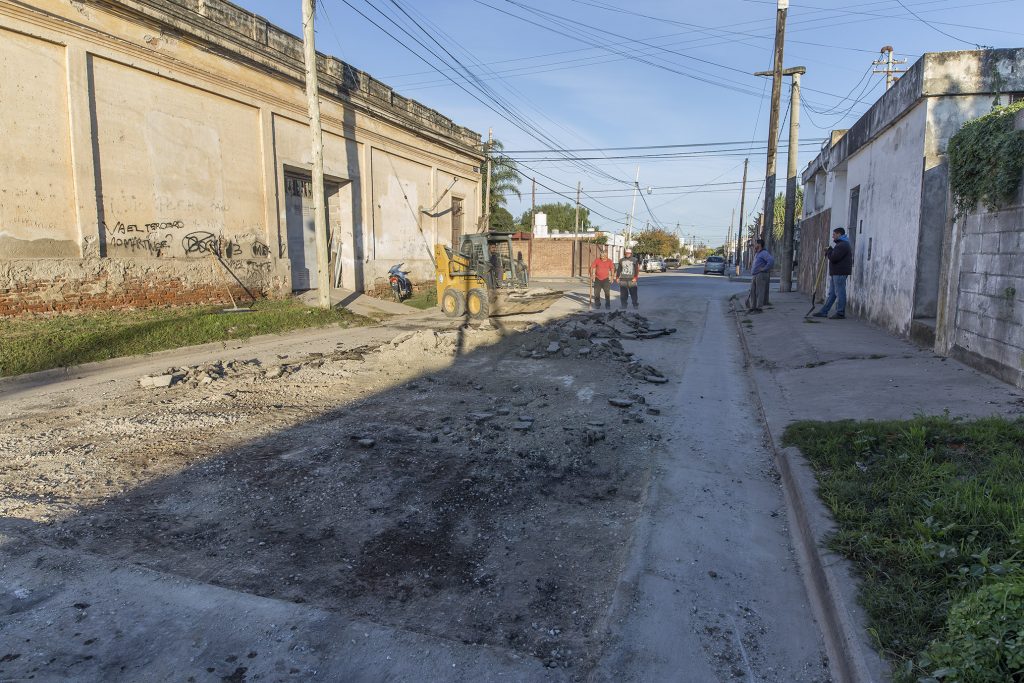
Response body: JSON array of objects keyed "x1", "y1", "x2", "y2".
[{"x1": 388, "y1": 263, "x2": 413, "y2": 302}]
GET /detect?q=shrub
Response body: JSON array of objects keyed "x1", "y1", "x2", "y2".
[{"x1": 917, "y1": 577, "x2": 1024, "y2": 683}]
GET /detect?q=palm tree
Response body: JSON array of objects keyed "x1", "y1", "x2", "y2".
[{"x1": 482, "y1": 139, "x2": 522, "y2": 220}]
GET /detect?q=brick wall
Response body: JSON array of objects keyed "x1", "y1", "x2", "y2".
[
  {"x1": 512, "y1": 239, "x2": 599, "y2": 278},
  {"x1": 0, "y1": 258, "x2": 287, "y2": 317}
]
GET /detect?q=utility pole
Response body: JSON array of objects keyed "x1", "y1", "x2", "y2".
[
  {"x1": 574, "y1": 181, "x2": 581, "y2": 236},
  {"x1": 726, "y1": 208, "x2": 735, "y2": 260},
  {"x1": 531, "y1": 177, "x2": 536, "y2": 232},
  {"x1": 626, "y1": 166, "x2": 640, "y2": 246},
  {"x1": 734, "y1": 157, "x2": 749, "y2": 275},
  {"x1": 574, "y1": 180, "x2": 581, "y2": 276},
  {"x1": 872, "y1": 45, "x2": 906, "y2": 90},
  {"x1": 483, "y1": 127, "x2": 493, "y2": 231},
  {"x1": 756, "y1": 0, "x2": 788, "y2": 256},
  {"x1": 781, "y1": 66, "x2": 806, "y2": 293},
  {"x1": 302, "y1": 0, "x2": 330, "y2": 308}
]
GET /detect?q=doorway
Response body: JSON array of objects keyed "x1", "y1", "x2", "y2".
[
  {"x1": 847, "y1": 185, "x2": 860, "y2": 272},
  {"x1": 284, "y1": 173, "x2": 339, "y2": 291},
  {"x1": 451, "y1": 196, "x2": 464, "y2": 249}
]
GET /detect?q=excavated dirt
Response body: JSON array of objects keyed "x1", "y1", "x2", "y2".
[{"x1": 0, "y1": 312, "x2": 675, "y2": 675}]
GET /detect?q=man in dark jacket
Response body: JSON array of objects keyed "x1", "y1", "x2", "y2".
[{"x1": 813, "y1": 227, "x2": 853, "y2": 319}]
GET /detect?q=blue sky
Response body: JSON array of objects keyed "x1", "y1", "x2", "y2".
[{"x1": 233, "y1": 0, "x2": 1024, "y2": 245}]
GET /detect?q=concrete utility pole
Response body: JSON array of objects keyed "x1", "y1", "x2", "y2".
[
  {"x1": 531, "y1": 177, "x2": 536, "y2": 231},
  {"x1": 726, "y1": 208, "x2": 735, "y2": 260},
  {"x1": 626, "y1": 166, "x2": 640, "y2": 247},
  {"x1": 756, "y1": 0, "x2": 788, "y2": 256},
  {"x1": 574, "y1": 180, "x2": 581, "y2": 276},
  {"x1": 302, "y1": 0, "x2": 331, "y2": 308},
  {"x1": 872, "y1": 45, "x2": 907, "y2": 90},
  {"x1": 780, "y1": 66, "x2": 806, "y2": 293},
  {"x1": 484, "y1": 127, "x2": 493, "y2": 230},
  {"x1": 734, "y1": 157, "x2": 748, "y2": 275}
]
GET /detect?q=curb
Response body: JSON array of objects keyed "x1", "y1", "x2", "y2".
[{"x1": 730, "y1": 298, "x2": 884, "y2": 683}]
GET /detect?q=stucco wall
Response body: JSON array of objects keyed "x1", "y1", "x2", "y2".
[
  {"x1": 0, "y1": 27, "x2": 78, "y2": 256},
  {"x1": 841, "y1": 101, "x2": 928, "y2": 336},
  {"x1": 0, "y1": 0, "x2": 481, "y2": 315}
]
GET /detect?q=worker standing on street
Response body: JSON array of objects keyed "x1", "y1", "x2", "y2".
[
  {"x1": 589, "y1": 247, "x2": 614, "y2": 310},
  {"x1": 616, "y1": 248, "x2": 640, "y2": 309},
  {"x1": 746, "y1": 239, "x2": 774, "y2": 313}
]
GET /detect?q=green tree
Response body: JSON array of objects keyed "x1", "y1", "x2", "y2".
[
  {"x1": 632, "y1": 228, "x2": 680, "y2": 257},
  {"x1": 489, "y1": 206, "x2": 515, "y2": 232},
  {"x1": 517, "y1": 202, "x2": 596, "y2": 233},
  {"x1": 770, "y1": 188, "x2": 803, "y2": 243},
  {"x1": 482, "y1": 139, "x2": 522, "y2": 216}
]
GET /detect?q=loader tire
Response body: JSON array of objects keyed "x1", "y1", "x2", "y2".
[
  {"x1": 441, "y1": 289, "x2": 465, "y2": 318},
  {"x1": 466, "y1": 288, "x2": 490, "y2": 319}
]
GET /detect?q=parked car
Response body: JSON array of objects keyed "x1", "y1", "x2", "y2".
[
  {"x1": 643, "y1": 257, "x2": 667, "y2": 273},
  {"x1": 664, "y1": 257, "x2": 680, "y2": 269},
  {"x1": 703, "y1": 255, "x2": 726, "y2": 275}
]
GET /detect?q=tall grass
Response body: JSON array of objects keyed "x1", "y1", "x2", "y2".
[{"x1": 784, "y1": 416, "x2": 1024, "y2": 680}]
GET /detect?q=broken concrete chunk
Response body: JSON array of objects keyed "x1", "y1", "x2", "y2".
[
  {"x1": 608, "y1": 398, "x2": 634, "y2": 408},
  {"x1": 265, "y1": 366, "x2": 284, "y2": 379},
  {"x1": 357, "y1": 438, "x2": 376, "y2": 448},
  {"x1": 149, "y1": 374, "x2": 176, "y2": 388},
  {"x1": 546, "y1": 342, "x2": 561, "y2": 353},
  {"x1": 511, "y1": 422, "x2": 532, "y2": 431}
]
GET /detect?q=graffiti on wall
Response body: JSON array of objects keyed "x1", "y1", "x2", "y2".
[
  {"x1": 104, "y1": 220, "x2": 185, "y2": 256},
  {"x1": 103, "y1": 219, "x2": 269, "y2": 260}
]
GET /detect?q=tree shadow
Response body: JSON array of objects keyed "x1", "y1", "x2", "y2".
[{"x1": 0, "y1": 312, "x2": 666, "y2": 679}]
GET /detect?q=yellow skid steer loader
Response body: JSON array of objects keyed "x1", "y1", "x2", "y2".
[{"x1": 434, "y1": 233, "x2": 562, "y2": 319}]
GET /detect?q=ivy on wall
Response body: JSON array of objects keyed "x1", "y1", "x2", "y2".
[{"x1": 948, "y1": 100, "x2": 1024, "y2": 217}]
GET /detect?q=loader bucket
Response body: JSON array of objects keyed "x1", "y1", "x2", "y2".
[{"x1": 489, "y1": 288, "x2": 563, "y2": 317}]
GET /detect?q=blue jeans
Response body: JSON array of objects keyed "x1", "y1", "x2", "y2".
[{"x1": 820, "y1": 275, "x2": 848, "y2": 316}]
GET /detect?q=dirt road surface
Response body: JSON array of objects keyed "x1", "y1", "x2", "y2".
[{"x1": 0, "y1": 271, "x2": 829, "y2": 682}]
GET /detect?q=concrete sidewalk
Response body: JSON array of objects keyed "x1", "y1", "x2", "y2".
[{"x1": 732, "y1": 291, "x2": 1024, "y2": 683}]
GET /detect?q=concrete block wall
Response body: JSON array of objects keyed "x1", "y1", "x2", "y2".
[
  {"x1": 945, "y1": 110, "x2": 1024, "y2": 387},
  {"x1": 951, "y1": 205, "x2": 1024, "y2": 388}
]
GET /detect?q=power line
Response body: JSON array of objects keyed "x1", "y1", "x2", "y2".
[{"x1": 893, "y1": 0, "x2": 987, "y2": 47}]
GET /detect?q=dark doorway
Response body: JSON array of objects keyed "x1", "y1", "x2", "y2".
[
  {"x1": 451, "y1": 196, "x2": 464, "y2": 248},
  {"x1": 284, "y1": 173, "x2": 339, "y2": 291}
]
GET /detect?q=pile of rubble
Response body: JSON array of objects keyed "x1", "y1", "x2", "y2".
[
  {"x1": 512, "y1": 311, "x2": 674, "y2": 384},
  {"x1": 139, "y1": 358, "x2": 263, "y2": 389}
]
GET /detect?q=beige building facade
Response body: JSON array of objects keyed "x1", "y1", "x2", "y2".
[{"x1": 0, "y1": 0, "x2": 482, "y2": 315}]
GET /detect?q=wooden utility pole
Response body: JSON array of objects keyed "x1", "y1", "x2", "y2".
[
  {"x1": 757, "y1": 0, "x2": 788, "y2": 255},
  {"x1": 302, "y1": 0, "x2": 330, "y2": 308},
  {"x1": 872, "y1": 45, "x2": 907, "y2": 90},
  {"x1": 780, "y1": 66, "x2": 806, "y2": 293},
  {"x1": 734, "y1": 157, "x2": 749, "y2": 275},
  {"x1": 483, "y1": 127, "x2": 493, "y2": 230}
]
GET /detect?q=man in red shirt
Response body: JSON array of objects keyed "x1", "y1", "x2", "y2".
[{"x1": 589, "y1": 247, "x2": 614, "y2": 309}]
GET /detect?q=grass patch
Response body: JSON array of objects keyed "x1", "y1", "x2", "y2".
[
  {"x1": 783, "y1": 416, "x2": 1024, "y2": 682},
  {"x1": 403, "y1": 284, "x2": 437, "y2": 310},
  {"x1": 0, "y1": 299, "x2": 371, "y2": 377}
]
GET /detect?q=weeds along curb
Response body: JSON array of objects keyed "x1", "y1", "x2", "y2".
[{"x1": 729, "y1": 298, "x2": 880, "y2": 683}]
